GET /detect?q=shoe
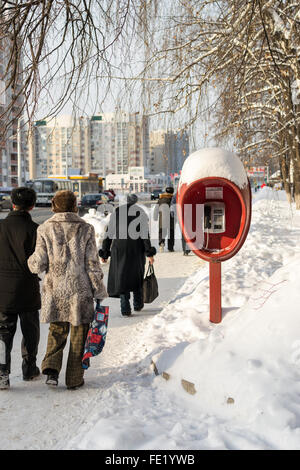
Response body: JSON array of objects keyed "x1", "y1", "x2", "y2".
[
  {"x1": 23, "y1": 366, "x2": 40, "y2": 381},
  {"x1": 121, "y1": 312, "x2": 132, "y2": 316},
  {"x1": 134, "y1": 304, "x2": 144, "y2": 312},
  {"x1": 183, "y1": 251, "x2": 189, "y2": 256},
  {"x1": 0, "y1": 372, "x2": 10, "y2": 390},
  {"x1": 67, "y1": 380, "x2": 84, "y2": 390},
  {"x1": 168, "y1": 248, "x2": 174, "y2": 252},
  {"x1": 45, "y1": 371, "x2": 59, "y2": 387},
  {"x1": 159, "y1": 244, "x2": 164, "y2": 253}
]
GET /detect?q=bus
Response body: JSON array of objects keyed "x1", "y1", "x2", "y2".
[
  {"x1": 26, "y1": 178, "x2": 73, "y2": 206},
  {"x1": 26, "y1": 175, "x2": 105, "y2": 206},
  {"x1": 68, "y1": 175, "x2": 104, "y2": 199}
]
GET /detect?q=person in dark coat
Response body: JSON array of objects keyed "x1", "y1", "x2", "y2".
[
  {"x1": 170, "y1": 191, "x2": 191, "y2": 256},
  {"x1": 153, "y1": 186, "x2": 175, "y2": 252},
  {"x1": 99, "y1": 194, "x2": 156, "y2": 316},
  {"x1": 0, "y1": 187, "x2": 41, "y2": 390}
]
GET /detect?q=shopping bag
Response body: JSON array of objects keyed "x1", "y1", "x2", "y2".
[
  {"x1": 143, "y1": 263, "x2": 159, "y2": 303},
  {"x1": 82, "y1": 303, "x2": 109, "y2": 369}
]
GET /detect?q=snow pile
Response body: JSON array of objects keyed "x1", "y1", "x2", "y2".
[
  {"x1": 142, "y1": 189, "x2": 300, "y2": 449},
  {"x1": 82, "y1": 209, "x2": 110, "y2": 249},
  {"x1": 253, "y1": 185, "x2": 288, "y2": 202},
  {"x1": 180, "y1": 147, "x2": 248, "y2": 189}
]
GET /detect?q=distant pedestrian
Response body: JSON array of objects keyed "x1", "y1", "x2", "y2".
[
  {"x1": 99, "y1": 194, "x2": 156, "y2": 316},
  {"x1": 170, "y1": 190, "x2": 191, "y2": 256},
  {"x1": 154, "y1": 186, "x2": 175, "y2": 252},
  {"x1": 0, "y1": 187, "x2": 40, "y2": 390},
  {"x1": 28, "y1": 190, "x2": 107, "y2": 389}
]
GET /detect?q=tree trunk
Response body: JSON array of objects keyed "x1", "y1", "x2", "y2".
[
  {"x1": 280, "y1": 154, "x2": 292, "y2": 203},
  {"x1": 293, "y1": 158, "x2": 300, "y2": 210}
]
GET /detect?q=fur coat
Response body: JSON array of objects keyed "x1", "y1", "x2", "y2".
[{"x1": 28, "y1": 212, "x2": 107, "y2": 326}]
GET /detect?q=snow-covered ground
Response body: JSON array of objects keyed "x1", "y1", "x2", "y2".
[{"x1": 1, "y1": 187, "x2": 300, "y2": 450}]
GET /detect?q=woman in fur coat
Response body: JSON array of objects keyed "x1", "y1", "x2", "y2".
[{"x1": 28, "y1": 190, "x2": 107, "y2": 389}]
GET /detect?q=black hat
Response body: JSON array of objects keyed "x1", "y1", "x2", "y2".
[
  {"x1": 127, "y1": 193, "x2": 138, "y2": 205},
  {"x1": 165, "y1": 186, "x2": 174, "y2": 194}
]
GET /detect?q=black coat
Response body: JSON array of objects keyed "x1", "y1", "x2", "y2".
[
  {"x1": 0, "y1": 210, "x2": 41, "y2": 313},
  {"x1": 99, "y1": 203, "x2": 156, "y2": 297}
]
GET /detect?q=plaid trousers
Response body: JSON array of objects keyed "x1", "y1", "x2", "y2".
[{"x1": 42, "y1": 322, "x2": 89, "y2": 388}]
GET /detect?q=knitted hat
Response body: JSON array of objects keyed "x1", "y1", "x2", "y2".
[
  {"x1": 127, "y1": 193, "x2": 138, "y2": 205},
  {"x1": 52, "y1": 190, "x2": 77, "y2": 213}
]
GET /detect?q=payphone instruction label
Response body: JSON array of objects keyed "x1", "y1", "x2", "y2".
[{"x1": 206, "y1": 187, "x2": 223, "y2": 199}]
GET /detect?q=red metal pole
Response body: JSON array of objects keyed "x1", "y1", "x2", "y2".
[{"x1": 209, "y1": 261, "x2": 222, "y2": 323}]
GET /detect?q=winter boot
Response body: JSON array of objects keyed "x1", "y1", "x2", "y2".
[
  {"x1": 121, "y1": 311, "x2": 132, "y2": 317},
  {"x1": 45, "y1": 369, "x2": 59, "y2": 387},
  {"x1": 0, "y1": 371, "x2": 10, "y2": 390},
  {"x1": 23, "y1": 361, "x2": 40, "y2": 381},
  {"x1": 134, "y1": 304, "x2": 144, "y2": 312}
]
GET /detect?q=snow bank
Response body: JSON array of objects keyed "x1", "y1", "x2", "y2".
[
  {"x1": 180, "y1": 147, "x2": 248, "y2": 189},
  {"x1": 253, "y1": 185, "x2": 288, "y2": 203},
  {"x1": 82, "y1": 209, "x2": 110, "y2": 249},
  {"x1": 156, "y1": 257, "x2": 300, "y2": 427},
  {"x1": 145, "y1": 188, "x2": 300, "y2": 449}
]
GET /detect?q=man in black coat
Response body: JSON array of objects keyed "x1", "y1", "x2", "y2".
[
  {"x1": 171, "y1": 191, "x2": 190, "y2": 256},
  {"x1": 0, "y1": 187, "x2": 41, "y2": 389},
  {"x1": 153, "y1": 186, "x2": 175, "y2": 252},
  {"x1": 99, "y1": 194, "x2": 156, "y2": 316}
]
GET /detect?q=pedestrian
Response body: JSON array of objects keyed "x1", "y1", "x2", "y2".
[
  {"x1": 28, "y1": 190, "x2": 107, "y2": 389},
  {"x1": 153, "y1": 186, "x2": 175, "y2": 252},
  {"x1": 99, "y1": 194, "x2": 156, "y2": 317},
  {"x1": 170, "y1": 190, "x2": 191, "y2": 256},
  {"x1": 0, "y1": 187, "x2": 41, "y2": 390}
]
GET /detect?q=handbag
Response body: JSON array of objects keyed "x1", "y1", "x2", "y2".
[
  {"x1": 143, "y1": 262, "x2": 159, "y2": 303},
  {"x1": 82, "y1": 302, "x2": 109, "y2": 370}
]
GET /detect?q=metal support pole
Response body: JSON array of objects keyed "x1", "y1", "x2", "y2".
[{"x1": 209, "y1": 261, "x2": 222, "y2": 323}]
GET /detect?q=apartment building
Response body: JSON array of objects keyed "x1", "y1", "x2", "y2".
[
  {"x1": 88, "y1": 111, "x2": 150, "y2": 175},
  {"x1": 149, "y1": 130, "x2": 168, "y2": 174},
  {"x1": 29, "y1": 111, "x2": 150, "y2": 179},
  {"x1": 28, "y1": 115, "x2": 89, "y2": 179},
  {"x1": 0, "y1": 38, "x2": 26, "y2": 189},
  {"x1": 149, "y1": 129, "x2": 190, "y2": 176}
]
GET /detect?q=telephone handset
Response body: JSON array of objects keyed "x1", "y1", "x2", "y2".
[{"x1": 203, "y1": 202, "x2": 225, "y2": 233}]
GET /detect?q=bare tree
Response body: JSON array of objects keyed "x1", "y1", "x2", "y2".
[
  {"x1": 0, "y1": 0, "x2": 299, "y2": 206},
  {"x1": 0, "y1": 0, "x2": 133, "y2": 127},
  {"x1": 129, "y1": 0, "x2": 300, "y2": 206}
]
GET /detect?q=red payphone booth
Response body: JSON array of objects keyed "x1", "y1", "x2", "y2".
[{"x1": 177, "y1": 148, "x2": 252, "y2": 323}]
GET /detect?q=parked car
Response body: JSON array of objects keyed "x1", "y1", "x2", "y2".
[
  {"x1": 0, "y1": 193, "x2": 13, "y2": 211},
  {"x1": 151, "y1": 189, "x2": 163, "y2": 200},
  {"x1": 78, "y1": 193, "x2": 109, "y2": 215},
  {"x1": 103, "y1": 190, "x2": 115, "y2": 202}
]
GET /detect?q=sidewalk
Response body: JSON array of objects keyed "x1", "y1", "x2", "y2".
[{"x1": 0, "y1": 250, "x2": 202, "y2": 450}]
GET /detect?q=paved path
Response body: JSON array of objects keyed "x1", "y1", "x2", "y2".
[{"x1": 0, "y1": 250, "x2": 203, "y2": 450}]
